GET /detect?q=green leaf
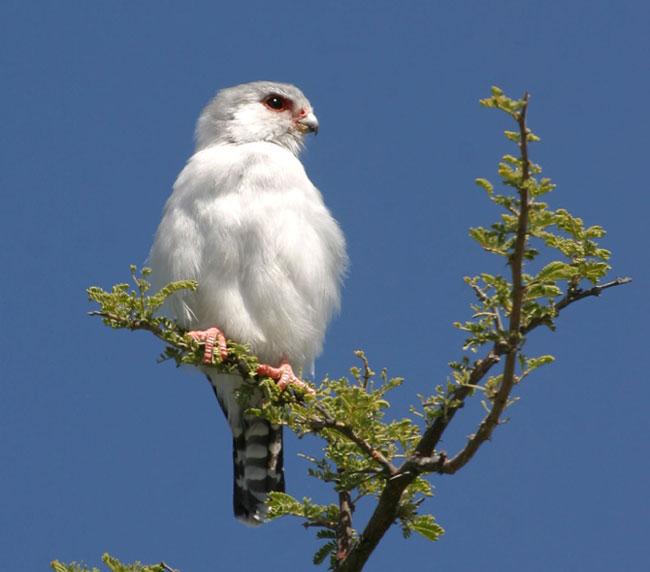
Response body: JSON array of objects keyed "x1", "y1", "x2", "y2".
[
  {"x1": 525, "y1": 283, "x2": 562, "y2": 300},
  {"x1": 313, "y1": 541, "x2": 337, "y2": 566},
  {"x1": 536, "y1": 261, "x2": 576, "y2": 281},
  {"x1": 527, "y1": 355, "x2": 555, "y2": 370},
  {"x1": 585, "y1": 225, "x2": 606, "y2": 239},
  {"x1": 475, "y1": 178, "x2": 494, "y2": 195},
  {"x1": 409, "y1": 515, "x2": 444, "y2": 542}
]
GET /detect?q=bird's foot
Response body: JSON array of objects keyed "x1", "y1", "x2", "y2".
[
  {"x1": 186, "y1": 327, "x2": 228, "y2": 364},
  {"x1": 257, "y1": 358, "x2": 315, "y2": 394}
]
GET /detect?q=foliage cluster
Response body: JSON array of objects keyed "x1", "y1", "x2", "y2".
[{"x1": 51, "y1": 553, "x2": 176, "y2": 572}]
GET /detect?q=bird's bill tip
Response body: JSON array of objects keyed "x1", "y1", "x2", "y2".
[{"x1": 296, "y1": 112, "x2": 319, "y2": 135}]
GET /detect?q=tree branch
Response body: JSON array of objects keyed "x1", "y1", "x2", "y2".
[
  {"x1": 336, "y1": 473, "x2": 355, "y2": 568},
  {"x1": 88, "y1": 310, "x2": 255, "y2": 379},
  {"x1": 442, "y1": 94, "x2": 532, "y2": 473},
  {"x1": 523, "y1": 276, "x2": 632, "y2": 333},
  {"x1": 308, "y1": 415, "x2": 397, "y2": 475},
  {"x1": 88, "y1": 310, "x2": 183, "y2": 346},
  {"x1": 414, "y1": 348, "x2": 501, "y2": 458},
  {"x1": 469, "y1": 280, "x2": 504, "y2": 332},
  {"x1": 337, "y1": 470, "x2": 413, "y2": 572}
]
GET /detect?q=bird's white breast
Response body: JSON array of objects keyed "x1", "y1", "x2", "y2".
[{"x1": 149, "y1": 141, "x2": 347, "y2": 370}]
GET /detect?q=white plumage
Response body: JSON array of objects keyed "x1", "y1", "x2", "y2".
[{"x1": 148, "y1": 81, "x2": 347, "y2": 525}]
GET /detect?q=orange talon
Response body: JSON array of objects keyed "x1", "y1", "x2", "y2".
[
  {"x1": 187, "y1": 327, "x2": 228, "y2": 364},
  {"x1": 257, "y1": 358, "x2": 315, "y2": 394}
]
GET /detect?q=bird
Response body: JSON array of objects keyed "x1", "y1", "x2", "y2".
[{"x1": 148, "y1": 81, "x2": 347, "y2": 526}]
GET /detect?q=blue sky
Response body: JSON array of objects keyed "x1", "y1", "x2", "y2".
[{"x1": 2, "y1": 1, "x2": 649, "y2": 571}]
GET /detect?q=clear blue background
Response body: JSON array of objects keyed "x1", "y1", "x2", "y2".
[{"x1": 2, "y1": 1, "x2": 648, "y2": 571}]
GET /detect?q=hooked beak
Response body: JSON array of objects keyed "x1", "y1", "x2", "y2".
[{"x1": 296, "y1": 112, "x2": 319, "y2": 135}]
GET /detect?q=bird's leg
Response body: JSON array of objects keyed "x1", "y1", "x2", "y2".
[
  {"x1": 257, "y1": 358, "x2": 315, "y2": 394},
  {"x1": 186, "y1": 327, "x2": 228, "y2": 364}
]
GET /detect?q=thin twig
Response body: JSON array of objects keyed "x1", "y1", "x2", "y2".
[
  {"x1": 353, "y1": 351, "x2": 374, "y2": 389},
  {"x1": 88, "y1": 310, "x2": 254, "y2": 379},
  {"x1": 88, "y1": 311, "x2": 185, "y2": 346},
  {"x1": 523, "y1": 276, "x2": 632, "y2": 333},
  {"x1": 469, "y1": 281, "x2": 504, "y2": 332},
  {"x1": 308, "y1": 416, "x2": 397, "y2": 475},
  {"x1": 303, "y1": 519, "x2": 338, "y2": 530},
  {"x1": 414, "y1": 347, "x2": 501, "y2": 457}
]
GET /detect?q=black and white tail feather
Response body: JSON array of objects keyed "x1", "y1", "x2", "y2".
[{"x1": 208, "y1": 372, "x2": 284, "y2": 525}]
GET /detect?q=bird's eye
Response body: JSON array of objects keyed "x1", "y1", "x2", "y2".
[{"x1": 264, "y1": 95, "x2": 287, "y2": 111}]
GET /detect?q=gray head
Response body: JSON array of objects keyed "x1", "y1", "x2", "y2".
[{"x1": 194, "y1": 81, "x2": 319, "y2": 156}]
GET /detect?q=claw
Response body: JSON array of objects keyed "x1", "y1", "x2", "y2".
[
  {"x1": 257, "y1": 358, "x2": 315, "y2": 394},
  {"x1": 186, "y1": 327, "x2": 228, "y2": 364}
]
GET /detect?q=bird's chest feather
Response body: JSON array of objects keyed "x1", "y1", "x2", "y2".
[
  {"x1": 151, "y1": 143, "x2": 345, "y2": 366},
  {"x1": 195, "y1": 150, "x2": 335, "y2": 298}
]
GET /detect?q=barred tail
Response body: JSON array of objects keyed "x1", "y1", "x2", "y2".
[
  {"x1": 207, "y1": 373, "x2": 285, "y2": 526},
  {"x1": 232, "y1": 416, "x2": 284, "y2": 526}
]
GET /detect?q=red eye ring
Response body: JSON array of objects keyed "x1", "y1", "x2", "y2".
[{"x1": 263, "y1": 95, "x2": 288, "y2": 111}]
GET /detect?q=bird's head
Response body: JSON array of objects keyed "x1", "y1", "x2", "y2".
[{"x1": 195, "y1": 81, "x2": 319, "y2": 156}]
